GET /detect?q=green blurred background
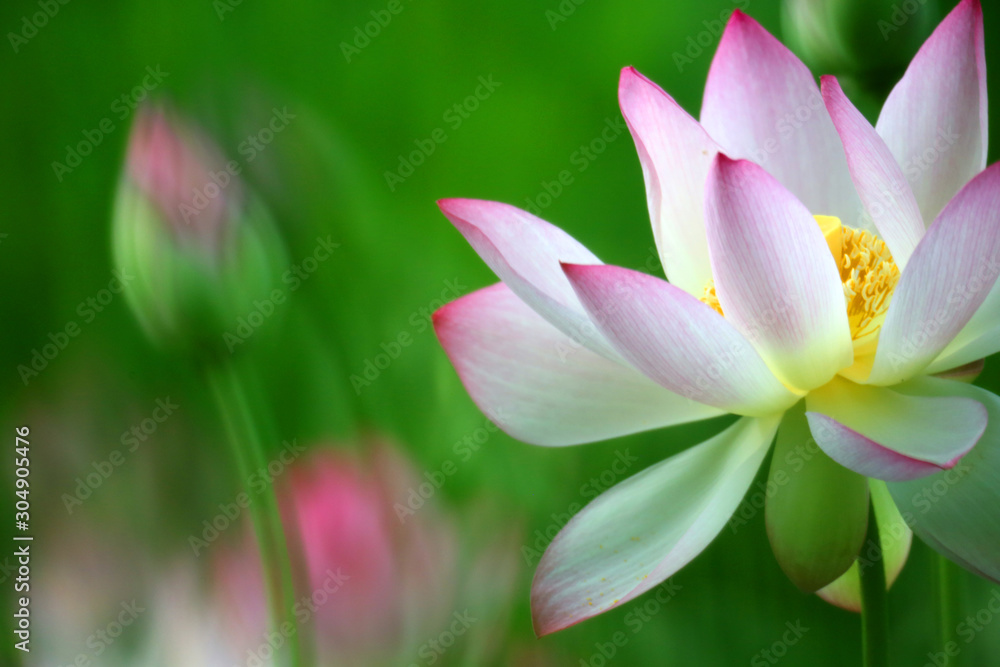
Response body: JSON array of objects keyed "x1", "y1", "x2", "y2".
[{"x1": 3, "y1": 0, "x2": 1000, "y2": 664}]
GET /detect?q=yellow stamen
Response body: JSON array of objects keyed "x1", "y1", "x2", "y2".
[
  {"x1": 701, "y1": 281, "x2": 723, "y2": 316},
  {"x1": 698, "y1": 216, "x2": 900, "y2": 358},
  {"x1": 838, "y1": 222, "x2": 900, "y2": 349}
]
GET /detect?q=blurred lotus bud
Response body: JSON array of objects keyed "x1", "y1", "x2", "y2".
[
  {"x1": 112, "y1": 104, "x2": 287, "y2": 357},
  {"x1": 216, "y1": 441, "x2": 460, "y2": 666},
  {"x1": 782, "y1": 0, "x2": 940, "y2": 90}
]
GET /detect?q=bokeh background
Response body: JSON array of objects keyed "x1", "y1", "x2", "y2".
[{"x1": 3, "y1": 0, "x2": 1000, "y2": 664}]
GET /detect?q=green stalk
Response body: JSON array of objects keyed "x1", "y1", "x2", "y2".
[
  {"x1": 207, "y1": 360, "x2": 302, "y2": 667},
  {"x1": 227, "y1": 363, "x2": 303, "y2": 666},
  {"x1": 935, "y1": 552, "x2": 962, "y2": 663},
  {"x1": 859, "y1": 502, "x2": 889, "y2": 667}
]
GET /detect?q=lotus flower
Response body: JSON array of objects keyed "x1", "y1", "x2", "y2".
[
  {"x1": 215, "y1": 441, "x2": 522, "y2": 667},
  {"x1": 433, "y1": 0, "x2": 1000, "y2": 635},
  {"x1": 113, "y1": 104, "x2": 287, "y2": 354}
]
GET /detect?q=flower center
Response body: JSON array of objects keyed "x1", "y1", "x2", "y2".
[
  {"x1": 830, "y1": 218, "x2": 900, "y2": 347},
  {"x1": 699, "y1": 215, "x2": 900, "y2": 352}
]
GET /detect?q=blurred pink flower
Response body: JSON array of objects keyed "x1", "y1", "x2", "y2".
[
  {"x1": 216, "y1": 441, "x2": 462, "y2": 666},
  {"x1": 125, "y1": 104, "x2": 238, "y2": 252},
  {"x1": 113, "y1": 103, "x2": 286, "y2": 352}
]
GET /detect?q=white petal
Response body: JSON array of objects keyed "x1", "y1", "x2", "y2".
[
  {"x1": 531, "y1": 415, "x2": 780, "y2": 635},
  {"x1": 821, "y1": 75, "x2": 924, "y2": 268},
  {"x1": 927, "y1": 280, "x2": 1000, "y2": 373},
  {"x1": 438, "y1": 198, "x2": 618, "y2": 360},
  {"x1": 701, "y1": 10, "x2": 862, "y2": 224},
  {"x1": 875, "y1": 0, "x2": 987, "y2": 225},
  {"x1": 867, "y1": 163, "x2": 1000, "y2": 385},
  {"x1": 563, "y1": 263, "x2": 800, "y2": 416},
  {"x1": 619, "y1": 66, "x2": 719, "y2": 295},
  {"x1": 433, "y1": 284, "x2": 723, "y2": 446},
  {"x1": 805, "y1": 377, "x2": 986, "y2": 481}
]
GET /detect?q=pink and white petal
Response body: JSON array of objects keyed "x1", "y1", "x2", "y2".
[
  {"x1": 531, "y1": 415, "x2": 780, "y2": 635},
  {"x1": 821, "y1": 75, "x2": 924, "y2": 268},
  {"x1": 875, "y1": 0, "x2": 987, "y2": 225},
  {"x1": 805, "y1": 378, "x2": 986, "y2": 481},
  {"x1": 816, "y1": 480, "x2": 913, "y2": 613},
  {"x1": 438, "y1": 198, "x2": 618, "y2": 360},
  {"x1": 619, "y1": 67, "x2": 719, "y2": 295},
  {"x1": 887, "y1": 377, "x2": 1000, "y2": 585},
  {"x1": 705, "y1": 155, "x2": 853, "y2": 391},
  {"x1": 562, "y1": 263, "x2": 800, "y2": 416},
  {"x1": 433, "y1": 283, "x2": 723, "y2": 447},
  {"x1": 867, "y1": 162, "x2": 1000, "y2": 385},
  {"x1": 701, "y1": 10, "x2": 862, "y2": 225},
  {"x1": 926, "y1": 261, "x2": 1000, "y2": 375}
]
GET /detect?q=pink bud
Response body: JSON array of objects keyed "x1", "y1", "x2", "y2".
[
  {"x1": 215, "y1": 440, "x2": 459, "y2": 664},
  {"x1": 125, "y1": 104, "x2": 240, "y2": 253}
]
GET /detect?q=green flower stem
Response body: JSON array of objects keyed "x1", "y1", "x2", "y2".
[
  {"x1": 936, "y1": 552, "x2": 962, "y2": 662},
  {"x1": 859, "y1": 501, "x2": 889, "y2": 667},
  {"x1": 207, "y1": 360, "x2": 302, "y2": 667},
  {"x1": 228, "y1": 363, "x2": 303, "y2": 666}
]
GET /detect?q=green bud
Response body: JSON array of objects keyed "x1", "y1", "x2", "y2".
[
  {"x1": 782, "y1": 0, "x2": 941, "y2": 91},
  {"x1": 112, "y1": 105, "x2": 288, "y2": 358}
]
